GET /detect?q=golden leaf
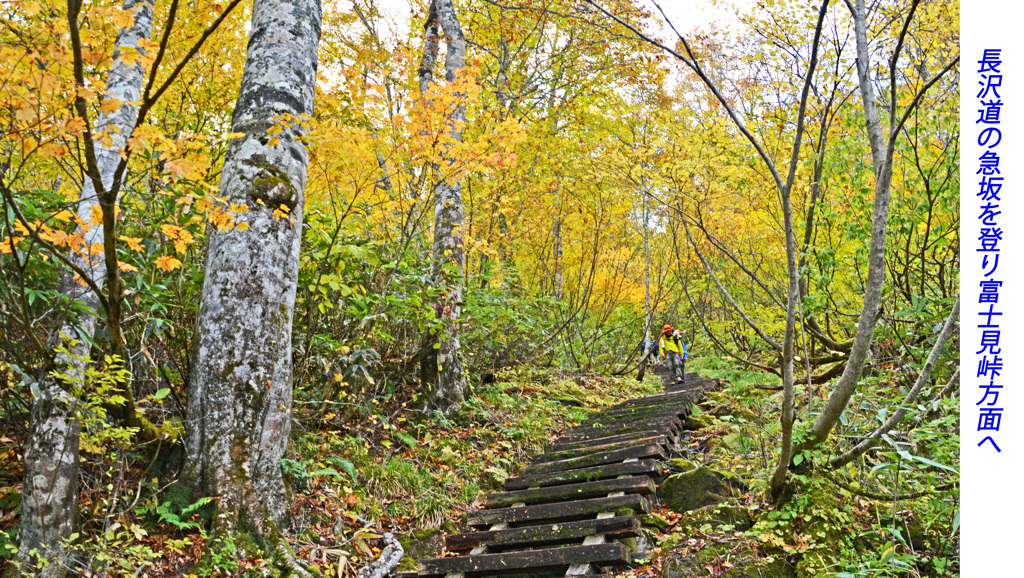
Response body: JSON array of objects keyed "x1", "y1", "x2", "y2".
[
  {"x1": 119, "y1": 236, "x2": 144, "y2": 252},
  {"x1": 155, "y1": 255, "x2": 182, "y2": 272}
]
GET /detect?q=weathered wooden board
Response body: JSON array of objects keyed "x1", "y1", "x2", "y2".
[
  {"x1": 615, "y1": 394, "x2": 697, "y2": 409},
  {"x1": 571, "y1": 414, "x2": 682, "y2": 431},
  {"x1": 446, "y1": 516, "x2": 641, "y2": 552},
  {"x1": 575, "y1": 412, "x2": 688, "y2": 431},
  {"x1": 519, "y1": 444, "x2": 666, "y2": 476},
  {"x1": 503, "y1": 459, "x2": 661, "y2": 491},
  {"x1": 530, "y1": 436, "x2": 669, "y2": 464},
  {"x1": 418, "y1": 543, "x2": 631, "y2": 576},
  {"x1": 486, "y1": 476, "x2": 655, "y2": 508},
  {"x1": 559, "y1": 420, "x2": 682, "y2": 441},
  {"x1": 548, "y1": 430, "x2": 675, "y2": 452},
  {"x1": 467, "y1": 494, "x2": 650, "y2": 528},
  {"x1": 596, "y1": 404, "x2": 692, "y2": 421}
]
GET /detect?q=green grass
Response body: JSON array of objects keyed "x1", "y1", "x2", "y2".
[{"x1": 291, "y1": 367, "x2": 662, "y2": 531}]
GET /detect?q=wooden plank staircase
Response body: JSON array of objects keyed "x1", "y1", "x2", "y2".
[{"x1": 413, "y1": 373, "x2": 719, "y2": 578}]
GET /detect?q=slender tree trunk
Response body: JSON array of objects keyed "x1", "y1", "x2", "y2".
[
  {"x1": 418, "y1": 0, "x2": 470, "y2": 411},
  {"x1": 800, "y1": 0, "x2": 902, "y2": 451},
  {"x1": 643, "y1": 184, "x2": 652, "y2": 354},
  {"x1": 185, "y1": 0, "x2": 321, "y2": 542},
  {"x1": 830, "y1": 296, "x2": 959, "y2": 468},
  {"x1": 17, "y1": 1, "x2": 154, "y2": 573},
  {"x1": 767, "y1": 0, "x2": 831, "y2": 500}
]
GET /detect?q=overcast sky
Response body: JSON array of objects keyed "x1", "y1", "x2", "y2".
[{"x1": 369, "y1": 0, "x2": 759, "y2": 45}]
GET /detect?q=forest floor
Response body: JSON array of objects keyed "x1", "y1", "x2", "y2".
[{"x1": 0, "y1": 358, "x2": 958, "y2": 576}]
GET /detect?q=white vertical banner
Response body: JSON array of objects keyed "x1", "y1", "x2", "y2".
[{"x1": 962, "y1": 1, "x2": 1022, "y2": 574}]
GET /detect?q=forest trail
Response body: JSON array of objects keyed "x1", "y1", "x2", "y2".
[{"x1": 411, "y1": 369, "x2": 719, "y2": 578}]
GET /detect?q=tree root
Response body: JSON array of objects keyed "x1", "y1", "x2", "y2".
[
  {"x1": 820, "y1": 470, "x2": 956, "y2": 501},
  {"x1": 353, "y1": 515, "x2": 405, "y2": 578}
]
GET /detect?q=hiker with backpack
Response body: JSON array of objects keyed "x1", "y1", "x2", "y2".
[{"x1": 658, "y1": 325, "x2": 688, "y2": 383}]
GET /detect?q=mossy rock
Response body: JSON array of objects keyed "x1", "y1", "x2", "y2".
[
  {"x1": 666, "y1": 457, "x2": 698, "y2": 472},
  {"x1": 879, "y1": 513, "x2": 927, "y2": 551},
  {"x1": 708, "y1": 405, "x2": 757, "y2": 423},
  {"x1": 663, "y1": 539, "x2": 795, "y2": 578},
  {"x1": 722, "y1": 432, "x2": 745, "y2": 451},
  {"x1": 640, "y1": 513, "x2": 669, "y2": 532},
  {"x1": 792, "y1": 481, "x2": 853, "y2": 578},
  {"x1": 397, "y1": 528, "x2": 445, "y2": 561},
  {"x1": 682, "y1": 504, "x2": 754, "y2": 532},
  {"x1": 661, "y1": 467, "x2": 738, "y2": 514},
  {"x1": 686, "y1": 412, "x2": 717, "y2": 430}
]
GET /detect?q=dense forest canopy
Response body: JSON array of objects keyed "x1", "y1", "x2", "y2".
[{"x1": 0, "y1": 0, "x2": 958, "y2": 575}]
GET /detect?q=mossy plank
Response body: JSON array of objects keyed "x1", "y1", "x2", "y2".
[
  {"x1": 576, "y1": 414, "x2": 687, "y2": 432},
  {"x1": 521, "y1": 444, "x2": 666, "y2": 475},
  {"x1": 504, "y1": 459, "x2": 660, "y2": 491},
  {"x1": 531, "y1": 436, "x2": 669, "y2": 464},
  {"x1": 560, "y1": 420, "x2": 682, "y2": 441},
  {"x1": 486, "y1": 476, "x2": 655, "y2": 508},
  {"x1": 595, "y1": 404, "x2": 692, "y2": 421},
  {"x1": 445, "y1": 517, "x2": 641, "y2": 552},
  {"x1": 617, "y1": 390, "x2": 699, "y2": 405},
  {"x1": 549, "y1": 430, "x2": 676, "y2": 452},
  {"x1": 466, "y1": 494, "x2": 650, "y2": 528},
  {"x1": 571, "y1": 415, "x2": 682, "y2": 431},
  {"x1": 418, "y1": 543, "x2": 630, "y2": 576}
]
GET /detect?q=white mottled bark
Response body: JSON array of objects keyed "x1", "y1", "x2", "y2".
[
  {"x1": 418, "y1": 0, "x2": 470, "y2": 411},
  {"x1": 186, "y1": 0, "x2": 321, "y2": 535},
  {"x1": 18, "y1": 0, "x2": 154, "y2": 572}
]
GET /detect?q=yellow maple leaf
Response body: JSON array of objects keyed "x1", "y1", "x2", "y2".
[
  {"x1": 99, "y1": 98, "x2": 123, "y2": 115},
  {"x1": 89, "y1": 205, "x2": 104, "y2": 226},
  {"x1": 155, "y1": 255, "x2": 182, "y2": 272},
  {"x1": 160, "y1": 224, "x2": 180, "y2": 239},
  {"x1": 53, "y1": 210, "x2": 76, "y2": 223},
  {"x1": 117, "y1": 261, "x2": 138, "y2": 273},
  {"x1": 119, "y1": 236, "x2": 144, "y2": 252}
]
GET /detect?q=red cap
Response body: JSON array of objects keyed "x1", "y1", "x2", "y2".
[{"x1": 663, "y1": 324, "x2": 673, "y2": 333}]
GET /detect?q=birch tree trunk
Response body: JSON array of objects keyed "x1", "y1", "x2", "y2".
[
  {"x1": 418, "y1": 0, "x2": 470, "y2": 412},
  {"x1": 642, "y1": 184, "x2": 652, "y2": 354},
  {"x1": 185, "y1": 0, "x2": 321, "y2": 540},
  {"x1": 799, "y1": 0, "x2": 900, "y2": 451},
  {"x1": 17, "y1": 1, "x2": 154, "y2": 572}
]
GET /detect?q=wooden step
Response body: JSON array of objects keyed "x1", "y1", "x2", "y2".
[
  {"x1": 559, "y1": 420, "x2": 682, "y2": 441},
  {"x1": 532, "y1": 435, "x2": 670, "y2": 464},
  {"x1": 418, "y1": 543, "x2": 631, "y2": 577},
  {"x1": 595, "y1": 404, "x2": 692, "y2": 420},
  {"x1": 616, "y1": 391, "x2": 699, "y2": 407},
  {"x1": 573, "y1": 413, "x2": 683, "y2": 430},
  {"x1": 549, "y1": 430, "x2": 676, "y2": 452},
  {"x1": 504, "y1": 459, "x2": 661, "y2": 491},
  {"x1": 467, "y1": 494, "x2": 650, "y2": 528},
  {"x1": 519, "y1": 443, "x2": 666, "y2": 476},
  {"x1": 486, "y1": 476, "x2": 655, "y2": 508},
  {"x1": 446, "y1": 516, "x2": 641, "y2": 553}
]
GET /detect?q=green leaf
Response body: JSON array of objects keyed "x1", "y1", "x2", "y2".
[
  {"x1": 309, "y1": 467, "x2": 343, "y2": 481},
  {"x1": 792, "y1": 453, "x2": 804, "y2": 466},
  {"x1": 395, "y1": 431, "x2": 416, "y2": 449},
  {"x1": 328, "y1": 457, "x2": 357, "y2": 481},
  {"x1": 909, "y1": 454, "x2": 956, "y2": 472},
  {"x1": 153, "y1": 388, "x2": 170, "y2": 399}
]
